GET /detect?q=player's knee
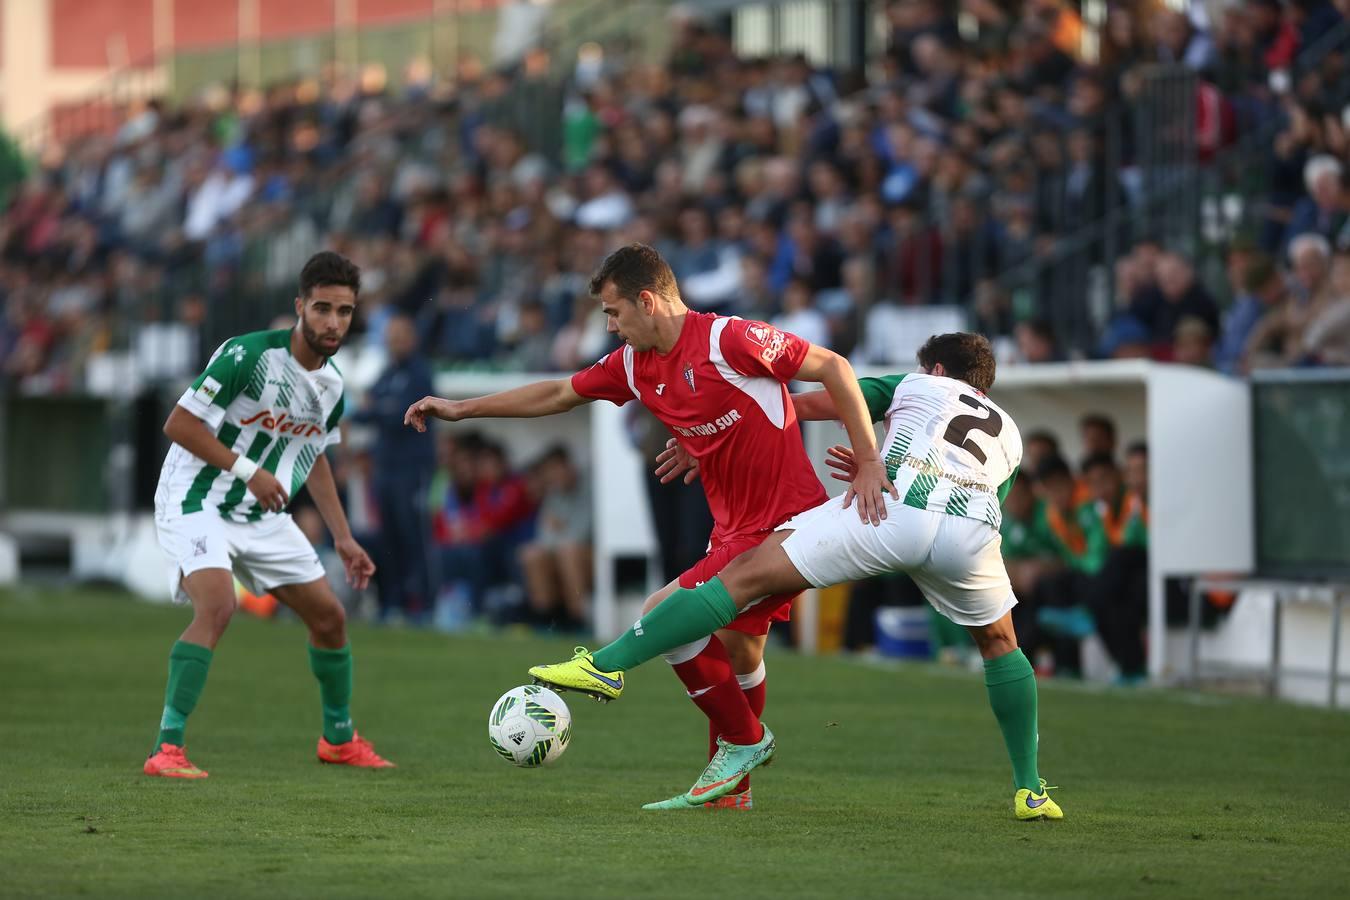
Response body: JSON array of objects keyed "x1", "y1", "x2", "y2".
[
  {"x1": 194, "y1": 599, "x2": 235, "y2": 638},
  {"x1": 969, "y1": 625, "x2": 1017, "y2": 659},
  {"x1": 723, "y1": 638, "x2": 762, "y2": 673},
  {"x1": 719, "y1": 564, "x2": 766, "y2": 608},
  {"x1": 311, "y1": 603, "x2": 347, "y2": 646}
]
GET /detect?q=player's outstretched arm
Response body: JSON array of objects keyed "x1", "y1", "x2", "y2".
[
  {"x1": 404, "y1": 378, "x2": 591, "y2": 431},
  {"x1": 163, "y1": 405, "x2": 289, "y2": 512},
  {"x1": 791, "y1": 346, "x2": 897, "y2": 525},
  {"x1": 790, "y1": 389, "x2": 839, "y2": 421},
  {"x1": 307, "y1": 453, "x2": 375, "y2": 590}
]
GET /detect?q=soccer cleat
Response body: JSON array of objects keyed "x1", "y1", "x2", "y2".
[
  {"x1": 641, "y1": 793, "x2": 702, "y2": 811},
  {"x1": 144, "y1": 743, "x2": 208, "y2": 779},
  {"x1": 527, "y1": 647, "x2": 624, "y2": 702},
  {"x1": 643, "y1": 726, "x2": 776, "y2": 810},
  {"x1": 704, "y1": 788, "x2": 753, "y2": 810},
  {"x1": 1015, "y1": 779, "x2": 1064, "y2": 821},
  {"x1": 317, "y1": 731, "x2": 396, "y2": 768}
]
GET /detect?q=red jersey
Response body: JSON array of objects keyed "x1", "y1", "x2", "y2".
[{"x1": 572, "y1": 312, "x2": 827, "y2": 543}]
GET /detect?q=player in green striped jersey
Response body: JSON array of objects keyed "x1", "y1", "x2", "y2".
[{"x1": 144, "y1": 251, "x2": 392, "y2": 779}]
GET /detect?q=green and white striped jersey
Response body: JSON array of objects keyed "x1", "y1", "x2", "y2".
[
  {"x1": 155, "y1": 329, "x2": 345, "y2": 523},
  {"x1": 860, "y1": 372, "x2": 1021, "y2": 530}
]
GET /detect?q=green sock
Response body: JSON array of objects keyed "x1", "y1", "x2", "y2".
[
  {"x1": 591, "y1": 577, "x2": 739, "y2": 672},
  {"x1": 309, "y1": 644, "x2": 354, "y2": 744},
  {"x1": 156, "y1": 640, "x2": 213, "y2": 749},
  {"x1": 983, "y1": 648, "x2": 1042, "y2": 792}
]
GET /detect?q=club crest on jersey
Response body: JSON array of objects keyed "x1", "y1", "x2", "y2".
[
  {"x1": 683, "y1": 363, "x2": 696, "y2": 393},
  {"x1": 225, "y1": 344, "x2": 247, "y2": 364},
  {"x1": 193, "y1": 377, "x2": 222, "y2": 405}
]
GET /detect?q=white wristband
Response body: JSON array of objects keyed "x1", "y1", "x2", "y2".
[{"x1": 230, "y1": 456, "x2": 259, "y2": 482}]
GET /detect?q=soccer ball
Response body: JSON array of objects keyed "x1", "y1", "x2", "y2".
[{"x1": 487, "y1": 685, "x2": 572, "y2": 767}]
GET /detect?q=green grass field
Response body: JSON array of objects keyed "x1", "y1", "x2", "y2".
[{"x1": 2, "y1": 588, "x2": 1348, "y2": 899}]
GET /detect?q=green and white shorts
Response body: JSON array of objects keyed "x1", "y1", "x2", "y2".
[
  {"x1": 778, "y1": 495, "x2": 1016, "y2": 627},
  {"x1": 154, "y1": 510, "x2": 325, "y2": 605}
]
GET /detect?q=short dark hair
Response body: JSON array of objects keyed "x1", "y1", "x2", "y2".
[
  {"x1": 1019, "y1": 317, "x2": 1056, "y2": 343},
  {"x1": 917, "y1": 332, "x2": 997, "y2": 392},
  {"x1": 1081, "y1": 452, "x2": 1119, "y2": 475},
  {"x1": 1080, "y1": 413, "x2": 1117, "y2": 440},
  {"x1": 1035, "y1": 454, "x2": 1073, "y2": 483},
  {"x1": 300, "y1": 251, "x2": 361, "y2": 298},
  {"x1": 1025, "y1": 429, "x2": 1061, "y2": 451},
  {"x1": 537, "y1": 443, "x2": 572, "y2": 466},
  {"x1": 589, "y1": 243, "x2": 679, "y2": 302},
  {"x1": 1125, "y1": 440, "x2": 1148, "y2": 458}
]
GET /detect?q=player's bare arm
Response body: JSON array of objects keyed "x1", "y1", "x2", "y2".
[
  {"x1": 306, "y1": 453, "x2": 375, "y2": 590},
  {"x1": 403, "y1": 378, "x2": 590, "y2": 431},
  {"x1": 162, "y1": 405, "x2": 289, "y2": 512},
  {"x1": 789, "y1": 345, "x2": 897, "y2": 525}
]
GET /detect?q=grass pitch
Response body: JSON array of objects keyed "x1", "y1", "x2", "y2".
[{"x1": 1, "y1": 587, "x2": 1348, "y2": 899}]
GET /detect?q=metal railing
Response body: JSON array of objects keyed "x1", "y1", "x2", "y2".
[{"x1": 991, "y1": 18, "x2": 1350, "y2": 355}]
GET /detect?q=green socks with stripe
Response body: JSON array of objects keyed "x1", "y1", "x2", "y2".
[
  {"x1": 156, "y1": 640, "x2": 213, "y2": 749},
  {"x1": 591, "y1": 577, "x2": 739, "y2": 672},
  {"x1": 309, "y1": 644, "x2": 354, "y2": 744},
  {"x1": 983, "y1": 648, "x2": 1041, "y2": 792}
]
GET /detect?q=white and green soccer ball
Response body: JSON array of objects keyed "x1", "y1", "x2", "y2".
[{"x1": 487, "y1": 685, "x2": 572, "y2": 767}]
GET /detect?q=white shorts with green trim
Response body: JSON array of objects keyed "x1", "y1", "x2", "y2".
[
  {"x1": 155, "y1": 510, "x2": 325, "y2": 605},
  {"x1": 777, "y1": 495, "x2": 1016, "y2": 627}
]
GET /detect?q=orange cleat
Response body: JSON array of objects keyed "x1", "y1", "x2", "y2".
[
  {"x1": 317, "y1": 732, "x2": 395, "y2": 768},
  {"x1": 703, "y1": 788, "x2": 753, "y2": 810},
  {"x1": 144, "y1": 743, "x2": 208, "y2": 779}
]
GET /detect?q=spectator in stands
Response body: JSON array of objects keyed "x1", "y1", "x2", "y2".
[
  {"x1": 1216, "y1": 253, "x2": 1285, "y2": 374},
  {"x1": 1022, "y1": 429, "x2": 1062, "y2": 475},
  {"x1": 1014, "y1": 318, "x2": 1064, "y2": 364},
  {"x1": 1129, "y1": 252, "x2": 1220, "y2": 351},
  {"x1": 1173, "y1": 315, "x2": 1216, "y2": 367},
  {"x1": 1245, "y1": 232, "x2": 1334, "y2": 369},
  {"x1": 773, "y1": 276, "x2": 830, "y2": 348},
  {"x1": 432, "y1": 432, "x2": 488, "y2": 629},
  {"x1": 1285, "y1": 154, "x2": 1347, "y2": 248},
  {"x1": 1124, "y1": 440, "x2": 1149, "y2": 509},
  {"x1": 1021, "y1": 454, "x2": 1088, "y2": 677},
  {"x1": 467, "y1": 442, "x2": 537, "y2": 623},
  {"x1": 1037, "y1": 453, "x2": 1149, "y2": 684},
  {"x1": 1001, "y1": 473, "x2": 1061, "y2": 609},
  {"x1": 1079, "y1": 413, "x2": 1117, "y2": 462},
  {"x1": 518, "y1": 445, "x2": 592, "y2": 631},
  {"x1": 1298, "y1": 248, "x2": 1350, "y2": 363},
  {"x1": 351, "y1": 314, "x2": 436, "y2": 623}
]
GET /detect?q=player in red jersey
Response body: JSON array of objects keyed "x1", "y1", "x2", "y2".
[{"x1": 405, "y1": 244, "x2": 892, "y2": 808}]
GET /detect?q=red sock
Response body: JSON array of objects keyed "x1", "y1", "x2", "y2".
[
  {"x1": 671, "y1": 637, "x2": 762, "y2": 747},
  {"x1": 708, "y1": 666, "x2": 767, "y2": 794}
]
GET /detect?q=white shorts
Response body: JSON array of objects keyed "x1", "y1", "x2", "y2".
[
  {"x1": 155, "y1": 510, "x2": 325, "y2": 605},
  {"x1": 778, "y1": 496, "x2": 1016, "y2": 627}
]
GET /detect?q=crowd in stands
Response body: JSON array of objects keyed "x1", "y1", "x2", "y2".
[{"x1": 5, "y1": 1, "x2": 1350, "y2": 392}]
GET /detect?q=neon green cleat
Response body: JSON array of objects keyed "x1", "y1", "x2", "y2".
[
  {"x1": 1015, "y1": 779, "x2": 1064, "y2": 821},
  {"x1": 528, "y1": 647, "x2": 624, "y2": 702},
  {"x1": 643, "y1": 726, "x2": 776, "y2": 810},
  {"x1": 641, "y1": 794, "x2": 701, "y2": 811}
]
